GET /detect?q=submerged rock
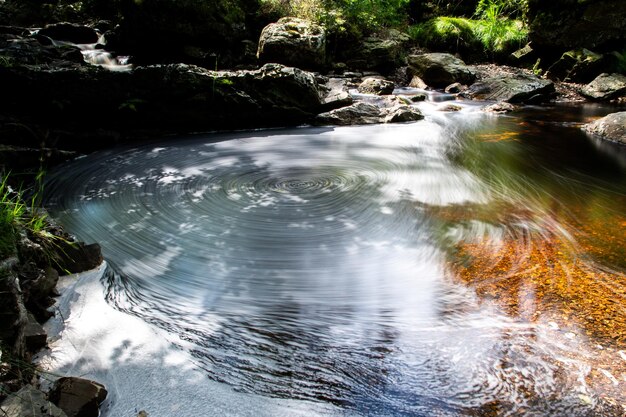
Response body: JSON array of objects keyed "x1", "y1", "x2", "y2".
[
  {"x1": 407, "y1": 53, "x2": 475, "y2": 88},
  {"x1": 461, "y1": 72, "x2": 555, "y2": 103},
  {"x1": 257, "y1": 17, "x2": 326, "y2": 71},
  {"x1": 583, "y1": 111, "x2": 626, "y2": 144},
  {"x1": 357, "y1": 77, "x2": 394, "y2": 95},
  {"x1": 580, "y1": 73, "x2": 626, "y2": 101},
  {"x1": 0, "y1": 385, "x2": 67, "y2": 417},
  {"x1": 49, "y1": 377, "x2": 107, "y2": 417}
]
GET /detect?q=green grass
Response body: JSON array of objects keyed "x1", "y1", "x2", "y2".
[{"x1": 409, "y1": 16, "x2": 528, "y2": 61}]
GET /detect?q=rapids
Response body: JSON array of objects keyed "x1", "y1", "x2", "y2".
[{"x1": 40, "y1": 98, "x2": 626, "y2": 416}]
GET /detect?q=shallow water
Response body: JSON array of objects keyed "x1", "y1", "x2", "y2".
[{"x1": 43, "y1": 101, "x2": 626, "y2": 416}]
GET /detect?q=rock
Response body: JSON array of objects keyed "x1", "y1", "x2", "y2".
[
  {"x1": 383, "y1": 106, "x2": 424, "y2": 123},
  {"x1": 319, "y1": 77, "x2": 353, "y2": 111},
  {"x1": 0, "y1": 385, "x2": 68, "y2": 417},
  {"x1": 137, "y1": 412, "x2": 148, "y2": 417},
  {"x1": 357, "y1": 77, "x2": 394, "y2": 95},
  {"x1": 546, "y1": 49, "x2": 615, "y2": 83},
  {"x1": 20, "y1": 264, "x2": 59, "y2": 320},
  {"x1": 408, "y1": 53, "x2": 476, "y2": 88},
  {"x1": 38, "y1": 23, "x2": 98, "y2": 44},
  {"x1": 580, "y1": 73, "x2": 626, "y2": 101},
  {"x1": 583, "y1": 112, "x2": 626, "y2": 144},
  {"x1": 0, "y1": 62, "x2": 324, "y2": 146},
  {"x1": 408, "y1": 75, "x2": 428, "y2": 89},
  {"x1": 52, "y1": 242, "x2": 103, "y2": 274},
  {"x1": 0, "y1": 265, "x2": 27, "y2": 359},
  {"x1": 408, "y1": 93, "x2": 427, "y2": 102},
  {"x1": 527, "y1": 0, "x2": 626, "y2": 51},
  {"x1": 49, "y1": 377, "x2": 107, "y2": 417},
  {"x1": 257, "y1": 17, "x2": 326, "y2": 71},
  {"x1": 24, "y1": 313, "x2": 46, "y2": 352},
  {"x1": 314, "y1": 102, "x2": 382, "y2": 126},
  {"x1": 508, "y1": 43, "x2": 537, "y2": 68},
  {"x1": 482, "y1": 102, "x2": 520, "y2": 113},
  {"x1": 439, "y1": 103, "x2": 463, "y2": 112},
  {"x1": 444, "y1": 82, "x2": 465, "y2": 94},
  {"x1": 345, "y1": 29, "x2": 410, "y2": 72},
  {"x1": 461, "y1": 72, "x2": 555, "y2": 103}
]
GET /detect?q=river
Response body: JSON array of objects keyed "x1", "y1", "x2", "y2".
[{"x1": 40, "y1": 98, "x2": 626, "y2": 416}]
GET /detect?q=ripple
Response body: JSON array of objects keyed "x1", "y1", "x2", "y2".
[{"x1": 44, "y1": 123, "x2": 618, "y2": 416}]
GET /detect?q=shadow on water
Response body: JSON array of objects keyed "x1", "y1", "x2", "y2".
[{"x1": 42, "y1": 104, "x2": 626, "y2": 416}]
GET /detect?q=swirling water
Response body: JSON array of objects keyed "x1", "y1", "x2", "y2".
[{"x1": 43, "y1": 100, "x2": 626, "y2": 416}]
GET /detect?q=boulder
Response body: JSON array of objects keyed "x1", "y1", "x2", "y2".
[
  {"x1": 257, "y1": 17, "x2": 326, "y2": 71},
  {"x1": 344, "y1": 29, "x2": 410, "y2": 72},
  {"x1": 408, "y1": 93, "x2": 427, "y2": 102},
  {"x1": 0, "y1": 61, "x2": 324, "y2": 146},
  {"x1": 408, "y1": 75, "x2": 427, "y2": 89},
  {"x1": 37, "y1": 23, "x2": 98, "y2": 44},
  {"x1": 49, "y1": 377, "x2": 107, "y2": 417},
  {"x1": 0, "y1": 266, "x2": 27, "y2": 359},
  {"x1": 52, "y1": 242, "x2": 103, "y2": 274},
  {"x1": 319, "y1": 77, "x2": 353, "y2": 111},
  {"x1": 314, "y1": 102, "x2": 382, "y2": 126},
  {"x1": 527, "y1": 0, "x2": 626, "y2": 51},
  {"x1": 583, "y1": 112, "x2": 626, "y2": 144},
  {"x1": 357, "y1": 77, "x2": 394, "y2": 95},
  {"x1": 546, "y1": 49, "x2": 615, "y2": 83},
  {"x1": 407, "y1": 53, "x2": 476, "y2": 88},
  {"x1": 383, "y1": 106, "x2": 424, "y2": 123},
  {"x1": 24, "y1": 313, "x2": 47, "y2": 352},
  {"x1": 482, "y1": 102, "x2": 519, "y2": 113},
  {"x1": 461, "y1": 73, "x2": 555, "y2": 103},
  {"x1": 0, "y1": 385, "x2": 68, "y2": 417},
  {"x1": 508, "y1": 43, "x2": 537, "y2": 68},
  {"x1": 580, "y1": 73, "x2": 626, "y2": 101},
  {"x1": 444, "y1": 82, "x2": 465, "y2": 94}
]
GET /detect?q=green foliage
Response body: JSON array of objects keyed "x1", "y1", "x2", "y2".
[
  {"x1": 614, "y1": 49, "x2": 626, "y2": 75},
  {"x1": 409, "y1": 0, "x2": 528, "y2": 61},
  {"x1": 259, "y1": 0, "x2": 411, "y2": 35}
]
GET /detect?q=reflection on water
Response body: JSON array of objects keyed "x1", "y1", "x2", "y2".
[{"x1": 44, "y1": 101, "x2": 626, "y2": 416}]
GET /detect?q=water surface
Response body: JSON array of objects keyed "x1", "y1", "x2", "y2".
[{"x1": 43, "y1": 101, "x2": 626, "y2": 416}]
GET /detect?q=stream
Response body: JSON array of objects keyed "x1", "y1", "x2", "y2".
[{"x1": 40, "y1": 98, "x2": 626, "y2": 416}]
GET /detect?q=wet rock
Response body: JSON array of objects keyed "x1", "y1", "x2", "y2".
[
  {"x1": 408, "y1": 93, "x2": 427, "y2": 102},
  {"x1": 482, "y1": 102, "x2": 520, "y2": 113},
  {"x1": 580, "y1": 73, "x2": 626, "y2": 101},
  {"x1": 461, "y1": 72, "x2": 555, "y2": 103},
  {"x1": 407, "y1": 53, "x2": 476, "y2": 88},
  {"x1": 23, "y1": 313, "x2": 46, "y2": 352},
  {"x1": 444, "y1": 82, "x2": 465, "y2": 94},
  {"x1": 357, "y1": 77, "x2": 394, "y2": 95},
  {"x1": 408, "y1": 75, "x2": 427, "y2": 89},
  {"x1": 20, "y1": 263, "x2": 59, "y2": 320},
  {"x1": 439, "y1": 103, "x2": 463, "y2": 112},
  {"x1": 546, "y1": 49, "x2": 615, "y2": 83},
  {"x1": 383, "y1": 106, "x2": 424, "y2": 123},
  {"x1": 38, "y1": 23, "x2": 98, "y2": 45},
  {"x1": 0, "y1": 265, "x2": 27, "y2": 359},
  {"x1": 49, "y1": 377, "x2": 107, "y2": 417},
  {"x1": 314, "y1": 102, "x2": 382, "y2": 125},
  {"x1": 52, "y1": 242, "x2": 103, "y2": 275},
  {"x1": 0, "y1": 385, "x2": 68, "y2": 417},
  {"x1": 583, "y1": 111, "x2": 626, "y2": 144},
  {"x1": 257, "y1": 17, "x2": 326, "y2": 71},
  {"x1": 319, "y1": 77, "x2": 353, "y2": 111}
]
